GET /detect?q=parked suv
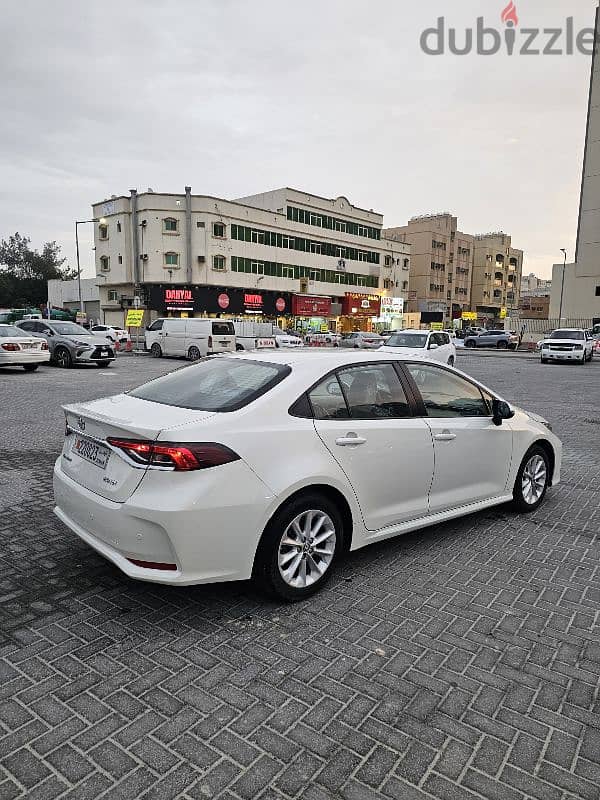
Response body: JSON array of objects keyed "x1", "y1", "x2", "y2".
[
  {"x1": 539, "y1": 329, "x2": 594, "y2": 364},
  {"x1": 464, "y1": 330, "x2": 519, "y2": 350},
  {"x1": 16, "y1": 320, "x2": 115, "y2": 368}
]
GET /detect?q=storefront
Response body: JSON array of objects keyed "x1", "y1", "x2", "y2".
[
  {"x1": 374, "y1": 296, "x2": 404, "y2": 332},
  {"x1": 339, "y1": 292, "x2": 382, "y2": 332},
  {"x1": 147, "y1": 285, "x2": 292, "y2": 320},
  {"x1": 290, "y1": 294, "x2": 333, "y2": 334}
]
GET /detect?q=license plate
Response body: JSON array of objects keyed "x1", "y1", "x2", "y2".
[
  {"x1": 100, "y1": 349, "x2": 109, "y2": 355},
  {"x1": 218, "y1": 340, "x2": 230, "y2": 347},
  {"x1": 22, "y1": 343, "x2": 35, "y2": 349},
  {"x1": 73, "y1": 437, "x2": 110, "y2": 469}
]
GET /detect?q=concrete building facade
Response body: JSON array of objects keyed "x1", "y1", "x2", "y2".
[
  {"x1": 47, "y1": 278, "x2": 100, "y2": 322},
  {"x1": 383, "y1": 214, "x2": 473, "y2": 320},
  {"x1": 92, "y1": 187, "x2": 410, "y2": 330},
  {"x1": 549, "y1": 6, "x2": 600, "y2": 323},
  {"x1": 471, "y1": 232, "x2": 523, "y2": 321},
  {"x1": 520, "y1": 272, "x2": 552, "y2": 297}
]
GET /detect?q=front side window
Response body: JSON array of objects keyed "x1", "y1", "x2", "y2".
[
  {"x1": 406, "y1": 363, "x2": 490, "y2": 418},
  {"x1": 164, "y1": 218, "x2": 178, "y2": 232},
  {"x1": 52, "y1": 323, "x2": 88, "y2": 336},
  {"x1": 164, "y1": 252, "x2": 179, "y2": 266},
  {"x1": 130, "y1": 357, "x2": 290, "y2": 412},
  {"x1": 147, "y1": 319, "x2": 164, "y2": 331}
]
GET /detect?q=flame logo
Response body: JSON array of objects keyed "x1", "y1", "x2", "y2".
[{"x1": 501, "y1": 1, "x2": 519, "y2": 26}]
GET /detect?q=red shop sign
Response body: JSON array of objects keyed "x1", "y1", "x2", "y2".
[
  {"x1": 291, "y1": 295, "x2": 332, "y2": 317},
  {"x1": 244, "y1": 293, "x2": 263, "y2": 311},
  {"x1": 341, "y1": 293, "x2": 381, "y2": 317}
]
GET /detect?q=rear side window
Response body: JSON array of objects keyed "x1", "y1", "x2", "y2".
[
  {"x1": 130, "y1": 357, "x2": 290, "y2": 412},
  {"x1": 309, "y1": 375, "x2": 349, "y2": 420},
  {"x1": 339, "y1": 364, "x2": 412, "y2": 419},
  {"x1": 212, "y1": 321, "x2": 235, "y2": 336}
]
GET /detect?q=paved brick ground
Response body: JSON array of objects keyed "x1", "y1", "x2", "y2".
[{"x1": 1, "y1": 353, "x2": 600, "y2": 800}]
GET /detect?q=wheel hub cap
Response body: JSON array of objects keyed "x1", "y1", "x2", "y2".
[
  {"x1": 278, "y1": 510, "x2": 336, "y2": 588},
  {"x1": 521, "y1": 454, "x2": 547, "y2": 505}
]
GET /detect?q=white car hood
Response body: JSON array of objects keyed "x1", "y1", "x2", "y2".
[{"x1": 379, "y1": 346, "x2": 426, "y2": 357}]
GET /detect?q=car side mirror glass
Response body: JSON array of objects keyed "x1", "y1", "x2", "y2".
[
  {"x1": 429, "y1": 342, "x2": 439, "y2": 350},
  {"x1": 492, "y1": 398, "x2": 514, "y2": 426},
  {"x1": 43, "y1": 329, "x2": 53, "y2": 336}
]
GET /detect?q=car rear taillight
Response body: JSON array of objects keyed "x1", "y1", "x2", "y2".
[
  {"x1": 208, "y1": 335, "x2": 213, "y2": 349},
  {"x1": 1, "y1": 343, "x2": 20, "y2": 351},
  {"x1": 106, "y1": 438, "x2": 240, "y2": 471},
  {"x1": 41, "y1": 342, "x2": 48, "y2": 350}
]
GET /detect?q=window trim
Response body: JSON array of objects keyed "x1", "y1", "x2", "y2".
[
  {"x1": 163, "y1": 217, "x2": 179, "y2": 233},
  {"x1": 164, "y1": 251, "x2": 180, "y2": 267},
  {"x1": 398, "y1": 361, "x2": 494, "y2": 419},
  {"x1": 212, "y1": 222, "x2": 226, "y2": 238}
]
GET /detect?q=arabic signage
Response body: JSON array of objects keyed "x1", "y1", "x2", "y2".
[
  {"x1": 292, "y1": 295, "x2": 332, "y2": 317},
  {"x1": 148, "y1": 285, "x2": 291, "y2": 316},
  {"x1": 125, "y1": 310, "x2": 144, "y2": 327},
  {"x1": 461, "y1": 311, "x2": 478, "y2": 320},
  {"x1": 380, "y1": 296, "x2": 404, "y2": 316},
  {"x1": 341, "y1": 293, "x2": 381, "y2": 317}
]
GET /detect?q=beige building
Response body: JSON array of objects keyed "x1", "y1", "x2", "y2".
[
  {"x1": 471, "y1": 233, "x2": 523, "y2": 321},
  {"x1": 521, "y1": 272, "x2": 551, "y2": 297},
  {"x1": 549, "y1": 6, "x2": 600, "y2": 323},
  {"x1": 92, "y1": 187, "x2": 410, "y2": 329},
  {"x1": 383, "y1": 214, "x2": 473, "y2": 321}
]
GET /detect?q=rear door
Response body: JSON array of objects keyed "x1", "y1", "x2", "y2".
[
  {"x1": 311, "y1": 362, "x2": 434, "y2": 532},
  {"x1": 403, "y1": 362, "x2": 513, "y2": 512},
  {"x1": 211, "y1": 321, "x2": 236, "y2": 353}
]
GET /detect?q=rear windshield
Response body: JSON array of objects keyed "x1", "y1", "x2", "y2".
[
  {"x1": 212, "y1": 321, "x2": 235, "y2": 336},
  {"x1": 550, "y1": 330, "x2": 584, "y2": 340},
  {"x1": 130, "y1": 357, "x2": 290, "y2": 411},
  {"x1": 386, "y1": 333, "x2": 428, "y2": 348},
  {"x1": 0, "y1": 325, "x2": 29, "y2": 338}
]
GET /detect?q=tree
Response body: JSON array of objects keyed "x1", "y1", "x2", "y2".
[{"x1": 0, "y1": 233, "x2": 76, "y2": 308}]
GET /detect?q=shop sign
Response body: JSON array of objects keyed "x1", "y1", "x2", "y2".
[
  {"x1": 292, "y1": 295, "x2": 332, "y2": 317},
  {"x1": 500, "y1": 307, "x2": 507, "y2": 319},
  {"x1": 148, "y1": 285, "x2": 291, "y2": 316},
  {"x1": 461, "y1": 311, "x2": 478, "y2": 320},
  {"x1": 342, "y1": 293, "x2": 381, "y2": 317},
  {"x1": 164, "y1": 288, "x2": 194, "y2": 310},
  {"x1": 430, "y1": 322, "x2": 443, "y2": 330},
  {"x1": 380, "y1": 296, "x2": 404, "y2": 315}
]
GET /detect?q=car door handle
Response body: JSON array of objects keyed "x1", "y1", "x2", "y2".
[
  {"x1": 335, "y1": 435, "x2": 367, "y2": 446},
  {"x1": 433, "y1": 431, "x2": 457, "y2": 442}
]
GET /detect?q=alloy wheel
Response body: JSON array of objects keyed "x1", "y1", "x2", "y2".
[
  {"x1": 55, "y1": 348, "x2": 71, "y2": 368},
  {"x1": 278, "y1": 510, "x2": 336, "y2": 588},
  {"x1": 521, "y1": 454, "x2": 547, "y2": 505}
]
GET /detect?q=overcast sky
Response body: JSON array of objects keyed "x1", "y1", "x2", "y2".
[{"x1": 1, "y1": 0, "x2": 597, "y2": 279}]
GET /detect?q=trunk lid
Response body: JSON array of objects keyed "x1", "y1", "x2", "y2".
[{"x1": 61, "y1": 394, "x2": 217, "y2": 502}]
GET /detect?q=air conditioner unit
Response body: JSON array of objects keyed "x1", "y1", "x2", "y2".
[{"x1": 198, "y1": 256, "x2": 206, "y2": 263}]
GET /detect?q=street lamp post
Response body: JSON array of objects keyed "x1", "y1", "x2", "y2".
[
  {"x1": 75, "y1": 217, "x2": 106, "y2": 314},
  {"x1": 558, "y1": 248, "x2": 567, "y2": 323}
]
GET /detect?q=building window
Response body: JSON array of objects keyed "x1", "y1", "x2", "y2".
[
  {"x1": 212, "y1": 255, "x2": 226, "y2": 271},
  {"x1": 213, "y1": 222, "x2": 226, "y2": 238},
  {"x1": 98, "y1": 224, "x2": 108, "y2": 240},
  {"x1": 251, "y1": 261, "x2": 264, "y2": 275},
  {"x1": 403, "y1": 258, "x2": 409, "y2": 270},
  {"x1": 116, "y1": 221, "x2": 122, "y2": 233},
  {"x1": 384, "y1": 255, "x2": 392, "y2": 267},
  {"x1": 596, "y1": 286, "x2": 600, "y2": 297},
  {"x1": 163, "y1": 217, "x2": 178, "y2": 233},
  {"x1": 282, "y1": 265, "x2": 294, "y2": 279},
  {"x1": 164, "y1": 252, "x2": 179, "y2": 267},
  {"x1": 118, "y1": 255, "x2": 123, "y2": 264},
  {"x1": 309, "y1": 242, "x2": 322, "y2": 255},
  {"x1": 99, "y1": 255, "x2": 110, "y2": 272},
  {"x1": 108, "y1": 290, "x2": 118, "y2": 302}
]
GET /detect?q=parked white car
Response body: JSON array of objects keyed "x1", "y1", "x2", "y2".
[
  {"x1": 304, "y1": 331, "x2": 341, "y2": 346},
  {"x1": 272, "y1": 328, "x2": 304, "y2": 348},
  {"x1": 145, "y1": 318, "x2": 236, "y2": 359},
  {"x1": 0, "y1": 324, "x2": 50, "y2": 371},
  {"x1": 380, "y1": 330, "x2": 457, "y2": 366},
  {"x1": 539, "y1": 329, "x2": 594, "y2": 364},
  {"x1": 54, "y1": 350, "x2": 561, "y2": 601},
  {"x1": 339, "y1": 332, "x2": 385, "y2": 349},
  {"x1": 91, "y1": 324, "x2": 130, "y2": 345}
]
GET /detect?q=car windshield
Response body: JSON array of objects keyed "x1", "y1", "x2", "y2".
[
  {"x1": 386, "y1": 333, "x2": 428, "y2": 348},
  {"x1": 51, "y1": 322, "x2": 89, "y2": 336},
  {"x1": 0, "y1": 325, "x2": 29, "y2": 338},
  {"x1": 130, "y1": 357, "x2": 291, "y2": 412},
  {"x1": 550, "y1": 330, "x2": 584, "y2": 340}
]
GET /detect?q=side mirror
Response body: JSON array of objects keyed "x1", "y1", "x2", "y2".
[
  {"x1": 492, "y1": 398, "x2": 514, "y2": 426},
  {"x1": 429, "y1": 342, "x2": 439, "y2": 350},
  {"x1": 43, "y1": 329, "x2": 53, "y2": 336}
]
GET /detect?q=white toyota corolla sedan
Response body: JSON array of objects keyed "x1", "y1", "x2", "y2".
[
  {"x1": 0, "y1": 323, "x2": 50, "y2": 371},
  {"x1": 380, "y1": 330, "x2": 457, "y2": 366},
  {"x1": 54, "y1": 351, "x2": 561, "y2": 601}
]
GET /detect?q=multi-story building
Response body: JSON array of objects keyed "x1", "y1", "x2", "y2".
[
  {"x1": 520, "y1": 272, "x2": 551, "y2": 297},
  {"x1": 471, "y1": 233, "x2": 523, "y2": 321},
  {"x1": 383, "y1": 214, "x2": 473, "y2": 322},
  {"x1": 92, "y1": 187, "x2": 410, "y2": 331}
]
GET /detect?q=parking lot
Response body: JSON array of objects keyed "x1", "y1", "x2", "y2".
[{"x1": 2, "y1": 352, "x2": 600, "y2": 800}]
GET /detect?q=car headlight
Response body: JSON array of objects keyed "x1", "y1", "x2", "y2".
[
  {"x1": 541, "y1": 343, "x2": 549, "y2": 349},
  {"x1": 574, "y1": 344, "x2": 583, "y2": 350}
]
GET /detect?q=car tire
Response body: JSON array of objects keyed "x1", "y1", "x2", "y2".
[
  {"x1": 254, "y1": 493, "x2": 344, "y2": 602},
  {"x1": 511, "y1": 445, "x2": 550, "y2": 513},
  {"x1": 465, "y1": 340, "x2": 475, "y2": 348},
  {"x1": 188, "y1": 346, "x2": 201, "y2": 361},
  {"x1": 497, "y1": 341, "x2": 508, "y2": 349},
  {"x1": 54, "y1": 347, "x2": 72, "y2": 368},
  {"x1": 541, "y1": 357, "x2": 548, "y2": 364},
  {"x1": 96, "y1": 361, "x2": 110, "y2": 368},
  {"x1": 235, "y1": 343, "x2": 244, "y2": 351},
  {"x1": 23, "y1": 364, "x2": 39, "y2": 372},
  {"x1": 150, "y1": 343, "x2": 162, "y2": 358},
  {"x1": 447, "y1": 356, "x2": 455, "y2": 366}
]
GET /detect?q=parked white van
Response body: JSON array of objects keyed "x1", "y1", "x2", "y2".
[{"x1": 145, "y1": 318, "x2": 236, "y2": 360}]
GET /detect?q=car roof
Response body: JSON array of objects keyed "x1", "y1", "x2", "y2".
[{"x1": 388, "y1": 329, "x2": 428, "y2": 335}]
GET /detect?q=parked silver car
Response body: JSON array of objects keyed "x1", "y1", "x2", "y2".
[
  {"x1": 464, "y1": 330, "x2": 519, "y2": 350},
  {"x1": 339, "y1": 332, "x2": 385, "y2": 349},
  {"x1": 16, "y1": 320, "x2": 116, "y2": 368}
]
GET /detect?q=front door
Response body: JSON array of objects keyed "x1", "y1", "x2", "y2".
[
  {"x1": 310, "y1": 362, "x2": 434, "y2": 532},
  {"x1": 404, "y1": 362, "x2": 513, "y2": 513}
]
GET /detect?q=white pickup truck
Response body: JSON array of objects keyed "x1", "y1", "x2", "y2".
[{"x1": 539, "y1": 328, "x2": 594, "y2": 364}]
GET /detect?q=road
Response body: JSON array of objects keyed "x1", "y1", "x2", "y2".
[{"x1": 1, "y1": 352, "x2": 599, "y2": 800}]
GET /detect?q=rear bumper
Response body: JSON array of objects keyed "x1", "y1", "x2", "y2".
[
  {"x1": 53, "y1": 456, "x2": 273, "y2": 585},
  {"x1": 0, "y1": 351, "x2": 50, "y2": 366}
]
